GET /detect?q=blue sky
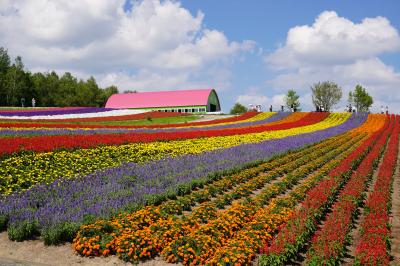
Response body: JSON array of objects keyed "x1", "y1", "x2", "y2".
[
  {"x1": 180, "y1": 0, "x2": 400, "y2": 112},
  {"x1": 1, "y1": 0, "x2": 399, "y2": 112}
]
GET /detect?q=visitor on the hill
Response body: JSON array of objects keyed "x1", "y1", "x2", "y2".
[
  {"x1": 21, "y1": 97, "x2": 25, "y2": 107},
  {"x1": 381, "y1": 105, "x2": 384, "y2": 114},
  {"x1": 348, "y1": 104, "x2": 352, "y2": 113},
  {"x1": 386, "y1": 106, "x2": 389, "y2": 115},
  {"x1": 32, "y1": 98, "x2": 36, "y2": 108},
  {"x1": 269, "y1": 105, "x2": 272, "y2": 112},
  {"x1": 281, "y1": 105, "x2": 284, "y2": 112}
]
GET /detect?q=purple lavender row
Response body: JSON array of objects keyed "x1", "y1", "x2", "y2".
[
  {"x1": 0, "y1": 107, "x2": 115, "y2": 117},
  {"x1": 0, "y1": 113, "x2": 367, "y2": 235},
  {"x1": 0, "y1": 112, "x2": 290, "y2": 136}
]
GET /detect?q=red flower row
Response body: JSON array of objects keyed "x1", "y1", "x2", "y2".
[
  {"x1": 0, "y1": 111, "x2": 258, "y2": 128},
  {"x1": 0, "y1": 113, "x2": 328, "y2": 156},
  {"x1": 259, "y1": 116, "x2": 389, "y2": 265},
  {"x1": 304, "y1": 116, "x2": 394, "y2": 265},
  {"x1": 355, "y1": 115, "x2": 399, "y2": 266}
]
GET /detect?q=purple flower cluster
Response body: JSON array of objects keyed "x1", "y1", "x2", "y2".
[
  {"x1": 0, "y1": 107, "x2": 114, "y2": 117},
  {"x1": 0, "y1": 113, "x2": 367, "y2": 233}
]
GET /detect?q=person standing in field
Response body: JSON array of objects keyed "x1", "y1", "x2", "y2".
[
  {"x1": 32, "y1": 98, "x2": 36, "y2": 108},
  {"x1": 386, "y1": 106, "x2": 389, "y2": 115}
]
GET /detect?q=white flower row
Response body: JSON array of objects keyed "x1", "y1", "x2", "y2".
[{"x1": 0, "y1": 109, "x2": 147, "y2": 120}]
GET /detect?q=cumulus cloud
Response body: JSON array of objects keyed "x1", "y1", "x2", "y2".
[
  {"x1": 0, "y1": 0, "x2": 254, "y2": 90},
  {"x1": 265, "y1": 11, "x2": 400, "y2": 112},
  {"x1": 236, "y1": 90, "x2": 285, "y2": 111},
  {"x1": 266, "y1": 11, "x2": 400, "y2": 69}
]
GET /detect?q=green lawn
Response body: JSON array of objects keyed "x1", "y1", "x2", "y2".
[{"x1": 85, "y1": 115, "x2": 200, "y2": 126}]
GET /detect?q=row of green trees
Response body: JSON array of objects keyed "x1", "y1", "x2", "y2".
[
  {"x1": 310, "y1": 81, "x2": 373, "y2": 112},
  {"x1": 0, "y1": 47, "x2": 118, "y2": 107},
  {"x1": 231, "y1": 81, "x2": 374, "y2": 114}
]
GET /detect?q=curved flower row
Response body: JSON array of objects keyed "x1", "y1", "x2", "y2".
[
  {"x1": 0, "y1": 111, "x2": 258, "y2": 127},
  {"x1": 3, "y1": 110, "x2": 191, "y2": 123},
  {"x1": 0, "y1": 112, "x2": 330, "y2": 156},
  {"x1": 259, "y1": 114, "x2": 387, "y2": 265},
  {"x1": 0, "y1": 107, "x2": 115, "y2": 117},
  {"x1": 354, "y1": 115, "x2": 399, "y2": 266},
  {"x1": 0, "y1": 113, "x2": 351, "y2": 195},
  {"x1": 0, "y1": 112, "x2": 284, "y2": 137},
  {"x1": 72, "y1": 125, "x2": 366, "y2": 264},
  {"x1": 0, "y1": 114, "x2": 364, "y2": 248},
  {"x1": 304, "y1": 115, "x2": 394, "y2": 265}
]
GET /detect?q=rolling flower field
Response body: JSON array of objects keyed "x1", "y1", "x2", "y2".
[{"x1": 0, "y1": 107, "x2": 399, "y2": 265}]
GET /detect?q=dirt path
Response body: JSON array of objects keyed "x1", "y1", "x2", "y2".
[
  {"x1": 0, "y1": 232, "x2": 173, "y2": 266},
  {"x1": 390, "y1": 141, "x2": 400, "y2": 265}
]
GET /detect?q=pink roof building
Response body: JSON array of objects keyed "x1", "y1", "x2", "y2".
[{"x1": 105, "y1": 89, "x2": 221, "y2": 112}]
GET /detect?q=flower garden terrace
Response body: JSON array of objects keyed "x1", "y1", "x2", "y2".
[{"x1": 0, "y1": 111, "x2": 399, "y2": 266}]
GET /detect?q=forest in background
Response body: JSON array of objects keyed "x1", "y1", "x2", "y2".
[{"x1": 0, "y1": 47, "x2": 118, "y2": 107}]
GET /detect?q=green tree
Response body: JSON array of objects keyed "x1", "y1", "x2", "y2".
[
  {"x1": 348, "y1": 84, "x2": 373, "y2": 112},
  {"x1": 99, "y1": 85, "x2": 119, "y2": 106},
  {"x1": 230, "y1": 102, "x2": 247, "y2": 114},
  {"x1": 0, "y1": 47, "x2": 11, "y2": 106},
  {"x1": 3, "y1": 56, "x2": 29, "y2": 106},
  {"x1": 75, "y1": 77, "x2": 102, "y2": 106},
  {"x1": 123, "y1": 90, "x2": 137, "y2": 93},
  {"x1": 0, "y1": 47, "x2": 10, "y2": 74},
  {"x1": 54, "y1": 72, "x2": 78, "y2": 106},
  {"x1": 284, "y1": 89, "x2": 300, "y2": 111},
  {"x1": 311, "y1": 81, "x2": 342, "y2": 111}
]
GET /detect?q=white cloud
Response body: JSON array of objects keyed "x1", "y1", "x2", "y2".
[
  {"x1": 265, "y1": 11, "x2": 400, "y2": 113},
  {"x1": 236, "y1": 92, "x2": 285, "y2": 111},
  {"x1": 266, "y1": 11, "x2": 400, "y2": 69},
  {"x1": 0, "y1": 0, "x2": 254, "y2": 91}
]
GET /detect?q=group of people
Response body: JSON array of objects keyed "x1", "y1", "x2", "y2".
[
  {"x1": 21, "y1": 97, "x2": 36, "y2": 107},
  {"x1": 345, "y1": 104, "x2": 356, "y2": 113},
  {"x1": 381, "y1": 105, "x2": 389, "y2": 115},
  {"x1": 270, "y1": 105, "x2": 297, "y2": 112}
]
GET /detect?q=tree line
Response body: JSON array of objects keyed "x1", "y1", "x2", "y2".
[
  {"x1": 231, "y1": 81, "x2": 374, "y2": 114},
  {"x1": 0, "y1": 47, "x2": 118, "y2": 107}
]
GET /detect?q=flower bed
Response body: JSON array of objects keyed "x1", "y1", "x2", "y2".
[
  {"x1": 0, "y1": 113, "x2": 356, "y2": 196},
  {"x1": 259, "y1": 115, "x2": 388, "y2": 265},
  {"x1": 0, "y1": 112, "x2": 331, "y2": 156},
  {"x1": 354, "y1": 115, "x2": 399, "y2": 266}
]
